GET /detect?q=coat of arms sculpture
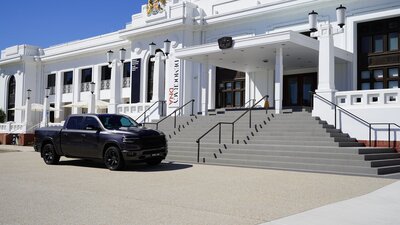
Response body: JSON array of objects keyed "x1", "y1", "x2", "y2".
[{"x1": 147, "y1": 0, "x2": 166, "y2": 16}]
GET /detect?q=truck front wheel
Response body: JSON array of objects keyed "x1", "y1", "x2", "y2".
[
  {"x1": 104, "y1": 146, "x2": 125, "y2": 171},
  {"x1": 42, "y1": 143, "x2": 60, "y2": 165}
]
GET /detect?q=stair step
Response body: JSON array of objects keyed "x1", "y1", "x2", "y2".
[
  {"x1": 377, "y1": 165, "x2": 400, "y2": 175},
  {"x1": 364, "y1": 153, "x2": 400, "y2": 160},
  {"x1": 371, "y1": 159, "x2": 400, "y2": 167}
]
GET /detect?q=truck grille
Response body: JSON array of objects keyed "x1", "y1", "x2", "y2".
[{"x1": 140, "y1": 135, "x2": 166, "y2": 150}]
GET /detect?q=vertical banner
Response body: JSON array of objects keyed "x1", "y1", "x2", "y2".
[
  {"x1": 168, "y1": 59, "x2": 180, "y2": 107},
  {"x1": 131, "y1": 58, "x2": 141, "y2": 103}
]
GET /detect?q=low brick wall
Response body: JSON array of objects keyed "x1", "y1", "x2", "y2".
[
  {"x1": 0, "y1": 133, "x2": 34, "y2": 146},
  {"x1": 358, "y1": 140, "x2": 400, "y2": 152}
]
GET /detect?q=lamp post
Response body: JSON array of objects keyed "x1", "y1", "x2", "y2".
[
  {"x1": 24, "y1": 89, "x2": 32, "y2": 127},
  {"x1": 308, "y1": 5, "x2": 346, "y2": 123},
  {"x1": 41, "y1": 88, "x2": 50, "y2": 127},
  {"x1": 88, "y1": 82, "x2": 96, "y2": 114},
  {"x1": 106, "y1": 48, "x2": 127, "y2": 113}
]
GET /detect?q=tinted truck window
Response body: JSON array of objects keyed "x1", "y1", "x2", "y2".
[{"x1": 66, "y1": 116, "x2": 84, "y2": 129}]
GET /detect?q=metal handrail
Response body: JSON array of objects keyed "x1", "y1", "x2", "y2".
[
  {"x1": 196, "y1": 95, "x2": 269, "y2": 162},
  {"x1": 145, "y1": 99, "x2": 195, "y2": 130},
  {"x1": 311, "y1": 91, "x2": 400, "y2": 148},
  {"x1": 136, "y1": 100, "x2": 166, "y2": 123},
  {"x1": 242, "y1": 99, "x2": 256, "y2": 108}
]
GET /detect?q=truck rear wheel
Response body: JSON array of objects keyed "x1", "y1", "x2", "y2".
[
  {"x1": 42, "y1": 143, "x2": 60, "y2": 165},
  {"x1": 104, "y1": 146, "x2": 125, "y2": 171}
]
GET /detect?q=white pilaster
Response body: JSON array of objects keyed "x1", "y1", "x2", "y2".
[
  {"x1": 108, "y1": 62, "x2": 121, "y2": 113},
  {"x1": 274, "y1": 47, "x2": 283, "y2": 114},
  {"x1": 88, "y1": 94, "x2": 96, "y2": 114},
  {"x1": 317, "y1": 23, "x2": 336, "y2": 93},
  {"x1": 152, "y1": 53, "x2": 166, "y2": 103},
  {"x1": 72, "y1": 68, "x2": 81, "y2": 114},
  {"x1": 40, "y1": 97, "x2": 48, "y2": 127},
  {"x1": 200, "y1": 62, "x2": 209, "y2": 115},
  {"x1": 93, "y1": 65, "x2": 101, "y2": 114},
  {"x1": 208, "y1": 66, "x2": 216, "y2": 109},
  {"x1": 54, "y1": 71, "x2": 63, "y2": 122},
  {"x1": 24, "y1": 98, "x2": 31, "y2": 126}
]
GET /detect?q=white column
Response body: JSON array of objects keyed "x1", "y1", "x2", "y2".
[
  {"x1": 108, "y1": 62, "x2": 121, "y2": 113},
  {"x1": 93, "y1": 65, "x2": 101, "y2": 114},
  {"x1": 72, "y1": 68, "x2": 81, "y2": 114},
  {"x1": 88, "y1": 93, "x2": 96, "y2": 114},
  {"x1": 54, "y1": 71, "x2": 63, "y2": 122},
  {"x1": 200, "y1": 62, "x2": 209, "y2": 115},
  {"x1": 40, "y1": 97, "x2": 48, "y2": 127},
  {"x1": 207, "y1": 66, "x2": 216, "y2": 110},
  {"x1": 24, "y1": 97, "x2": 31, "y2": 126},
  {"x1": 152, "y1": 53, "x2": 165, "y2": 103},
  {"x1": 317, "y1": 23, "x2": 336, "y2": 94},
  {"x1": 274, "y1": 47, "x2": 283, "y2": 114}
]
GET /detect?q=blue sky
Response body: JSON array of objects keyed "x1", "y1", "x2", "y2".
[{"x1": 0, "y1": 0, "x2": 148, "y2": 51}]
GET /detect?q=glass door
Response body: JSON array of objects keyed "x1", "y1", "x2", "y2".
[{"x1": 283, "y1": 73, "x2": 317, "y2": 107}]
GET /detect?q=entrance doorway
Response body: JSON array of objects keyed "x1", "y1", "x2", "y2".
[
  {"x1": 283, "y1": 73, "x2": 317, "y2": 107},
  {"x1": 216, "y1": 67, "x2": 245, "y2": 108}
]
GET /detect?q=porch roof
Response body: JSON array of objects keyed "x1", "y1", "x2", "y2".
[{"x1": 174, "y1": 31, "x2": 353, "y2": 73}]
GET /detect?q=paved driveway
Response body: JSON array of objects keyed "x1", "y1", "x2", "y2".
[{"x1": 0, "y1": 150, "x2": 395, "y2": 225}]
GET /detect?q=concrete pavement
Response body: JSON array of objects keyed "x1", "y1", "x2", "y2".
[
  {"x1": 262, "y1": 180, "x2": 400, "y2": 225},
  {"x1": 0, "y1": 146, "x2": 398, "y2": 225}
]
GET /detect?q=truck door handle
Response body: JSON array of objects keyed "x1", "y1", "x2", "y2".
[
  {"x1": 81, "y1": 134, "x2": 86, "y2": 137},
  {"x1": 63, "y1": 133, "x2": 68, "y2": 136}
]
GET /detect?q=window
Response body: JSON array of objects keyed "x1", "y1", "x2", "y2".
[
  {"x1": 147, "y1": 57, "x2": 154, "y2": 102},
  {"x1": 66, "y1": 116, "x2": 84, "y2": 130},
  {"x1": 373, "y1": 35, "x2": 384, "y2": 52},
  {"x1": 358, "y1": 17, "x2": 400, "y2": 90},
  {"x1": 389, "y1": 33, "x2": 399, "y2": 51},
  {"x1": 123, "y1": 62, "x2": 131, "y2": 78},
  {"x1": 47, "y1": 74, "x2": 55, "y2": 88},
  {"x1": 63, "y1": 71, "x2": 73, "y2": 85},
  {"x1": 98, "y1": 114, "x2": 138, "y2": 130},
  {"x1": 82, "y1": 117, "x2": 100, "y2": 130},
  {"x1": 81, "y1": 68, "x2": 92, "y2": 83},
  {"x1": 101, "y1": 66, "x2": 111, "y2": 80}
]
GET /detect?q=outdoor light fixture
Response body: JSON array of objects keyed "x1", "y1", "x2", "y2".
[
  {"x1": 90, "y1": 82, "x2": 95, "y2": 94},
  {"x1": 45, "y1": 88, "x2": 50, "y2": 98},
  {"x1": 107, "y1": 50, "x2": 114, "y2": 65},
  {"x1": 119, "y1": 48, "x2": 126, "y2": 63},
  {"x1": 148, "y1": 39, "x2": 171, "y2": 57},
  {"x1": 27, "y1": 89, "x2": 31, "y2": 100},
  {"x1": 309, "y1": 5, "x2": 346, "y2": 32},
  {"x1": 336, "y1": 4, "x2": 346, "y2": 28},
  {"x1": 308, "y1": 10, "x2": 318, "y2": 32},
  {"x1": 164, "y1": 39, "x2": 171, "y2": 56},
  {"x1": 149, "y1": 42, "x2": 156, "y2": 57}
]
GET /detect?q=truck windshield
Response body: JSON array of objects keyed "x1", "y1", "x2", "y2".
[{"x1": 98, "y1": 115, "x2": 139, "y2": 130}]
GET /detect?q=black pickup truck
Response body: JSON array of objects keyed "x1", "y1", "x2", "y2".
[{"x1": 34, "y1": 114, "x2": 167, "y2": 170}]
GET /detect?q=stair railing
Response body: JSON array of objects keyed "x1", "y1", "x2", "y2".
[
  {"x1": 144, "y1": 99, "x2": 195, "y2": 130},
  {"x1": 242, "y1": 98, "x2": 256, "y2": 108},
  {"x1": 136, "y1": 100, "x2": 166, "y2": 124},
  {"x1": 311, "y1": 91, "x2": 400, "y2": 148},
  {"x1": 196, "y1": 95, "x2": 269, "y2": 163}
]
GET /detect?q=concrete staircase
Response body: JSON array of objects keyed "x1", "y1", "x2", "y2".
[{"x1": 149, "y1": 110, "x2": 400, "y2": 178}]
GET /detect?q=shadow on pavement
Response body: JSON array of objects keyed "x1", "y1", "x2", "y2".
[{"x1": 57, "y1": 159, "x2": 193, "y2": 172}]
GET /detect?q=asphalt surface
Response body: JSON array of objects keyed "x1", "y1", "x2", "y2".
[{"x1": 0, "y1": 148, "x2": 395, "y2": 225}]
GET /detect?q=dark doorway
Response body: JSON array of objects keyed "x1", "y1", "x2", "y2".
[
  {"x1": 283, "y1": 73, "x2": 317, "y2": 107},
  {"x1": 7, "y1": 76, "x2": 16, "y2": 121},
  {"x1": 216, "y1": 67, "x2": 245, "y2": 108}
]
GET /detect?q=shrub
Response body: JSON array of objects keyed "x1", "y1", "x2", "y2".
[{"x1": 0, "y1": 108, "x2": 6, "y2": 123}]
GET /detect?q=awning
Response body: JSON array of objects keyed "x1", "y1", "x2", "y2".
[
  {"x1": 174, "y1": 31, "x2": 353, "y2": 72},
  {"x1": 31, "y1": 103, "x2": 59, "y2": 112},
  {"x1": 63, "y1": 100, "x2": 109, "y2": 109}
]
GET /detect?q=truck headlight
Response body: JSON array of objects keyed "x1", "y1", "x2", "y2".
[{"x1": 123, "y1": 137, "x2": 139, "y2": 143}]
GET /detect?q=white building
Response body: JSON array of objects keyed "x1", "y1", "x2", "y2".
[{"x1": 1, "y1": 0, "x2": 400, "y2": 147}]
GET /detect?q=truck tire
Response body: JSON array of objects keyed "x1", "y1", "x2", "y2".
[
  {"x1": 104, "y1": 146, "x2": 125, "y2": 171},
  {"x1": 42, "y1": 143, "x2": 60, "y2": 165}
]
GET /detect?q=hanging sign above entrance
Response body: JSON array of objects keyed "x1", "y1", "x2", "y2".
[{"x1": 218, "y1": 37, "x2": 233, "y2": 49}]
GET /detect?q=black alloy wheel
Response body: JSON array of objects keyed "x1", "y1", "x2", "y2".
[
  {"x1": 104, "y1": 146, "x2": 125, "y2": 171},
  {"x1": 42, "y1": 143, "x2": 60, "y2": 165}
]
